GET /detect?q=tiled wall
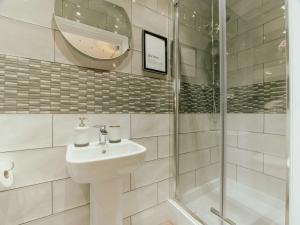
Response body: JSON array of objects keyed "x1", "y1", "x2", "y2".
[
  {"x1": 177, "y1": 114, "x2": 220, "y2": 194},
  {"x1": 0, "y1": 0, "x2": 173, "y2": 225},
  {"x1": 226, "y1": 113, "x2": 287, "y2": 200},
  {"x1": 225, "y1": 0, "x2": 288, "y2": 200},
  {"x1": 227, "y1": 0, "x2": 287, "y2": 93},
  {"x1": 0, "y1": 114, "x2": 172, "y2": 225},
  {"x1": 177, "y1": 113, "x2": 287, "y2": 200}
]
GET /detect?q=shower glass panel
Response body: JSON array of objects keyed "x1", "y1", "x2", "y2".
[
  {"x1": 176, "y1": 0, "x2": 223, "y2": 224},
  {"x1": 174, "y1": 0, "x2": 288, "y2": 224},
  {"x1": 224, "y1": 0, "x2": 288, "y2": 224}
]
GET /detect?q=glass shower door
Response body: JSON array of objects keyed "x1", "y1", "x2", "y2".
[
  {"x1": 175, "y1": 0, "x2": 223, "y2": 224},
  {"x1": 174, "y1": 0, "x2": 288, "y2": 225},
  {"x1": 223, "y1": 0, "x2": 288, "y2": 224}
]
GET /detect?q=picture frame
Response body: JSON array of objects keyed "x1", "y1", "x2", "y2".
[{"x1": 142, "y1": 30, "x2": 168, "y2": 75}]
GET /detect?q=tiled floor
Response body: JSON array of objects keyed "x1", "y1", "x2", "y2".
[{"x1": 183, "y1": 180, "x2": 285, "y2": 225}]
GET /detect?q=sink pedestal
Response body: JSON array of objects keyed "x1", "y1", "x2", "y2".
[
  {"x1": 90, "y1": 178, "x2": 123, "y2": 225},
  {"x1": 66, "y1": 140, "x2": 146, "y2": 225}
]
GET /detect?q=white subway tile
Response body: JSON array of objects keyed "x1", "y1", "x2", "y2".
[
  {"x1": 0, "y1": 17, "x2": 54, "y2": 61},
  {"x1": 228, "y1": 65, "x2": 263, "y2": 88},
  {"x1": 195, "y1": 163, "x2": 219, "y2": 186},
  {"x1": 178, "y1": 113, "x2": 211, "y2": 133},
  {"x1": 0, "y1": 147, "x2": 67, "y2": 190},
  {"x1": 264, "y1": 154, "x2": 287, "y2": 179},
  {"x1": 181, "y1": 46, "x2": 196, "y2": 67},
  {"x1": 196, "y1": 49, "x2": 210, "y2": 70},
  {"x1": 178, "y1": 171, "x2": 195, "y2": 194},
  {"x1": 255, "y1": 39, "x2": 285, "y2": 65},
  {"x1": 181, "y1": 0, "x2": 210, "y2": 17},
  {"x1": 132, "y1": 26, "x2": 142, "y2": 51},
  {"x1": 131, "y1": 158, "x2": 169, "y2": 189},
  {"x1": 264, "y1": 114, "x2": 287, "y2": 135},
  {"x1": 131, "y1": 203, "x2": 168, "y2": 225},
  {"x1": 181, "y1": 63, "x2": 196, "y2": 77},
  {"x1": 132, "y1": 137, "x2": 158, "y2": 161},
  {"x1": 134, "y1": 0, "x2": 157, "y2": 10},
  {"x1": 179, "y1": 149, "x2": 210, "y2": 174},
  {"x1": 157, "y1": 0, "x2": 170, "y2": 17},
  {"x1": 132, "y1": 3, "x2": 168, "y2": 37},
  {"x1": 237, "y1": 167, "x2": 286, "y2": 200},
  {"x1": 227, "y1": 114, "x2": 264, "y2": 132},
  {"x1": 179, "y1": 133, "x2": 196, "y2": 153},
  {"x1": 226, "y1": 163, "x2": 237, "y2": 181},
  {"x1": 53, "y1": 114, "x2": 130, "y2": 146},
  {"x1": 158, "y1": 135, "x2": 170, "y2": 158},
  {"x1": 238, "y1": 132, "x2": 287, "y2": 157},
  {"x1": 0, "y1": 114, "x2": 52, "y2": 152},
  {"x1": 0, "y1": 0, "x2": 55, "y2": 29},
  {"x1": 53, "y1": 178, "x2": 90, "y2": 213},
  {"x1": 227, "y1": 130, "x2": 238, "y2": 147},
  {"x1": 264, "y1": 16, "x2": 285, "y2": 42},
  {"x1": 230, "y1": 0, "x2": 261, "y2": 17},
  {"x1": 122, "y1": 174, "x2": 131, "y2": 193},
  {"x1": 131, "y1": 50, "x2": 142, "y2": 76},
  {"x1": 195, "y1": 131, "x2": 219, "y2": 149},
  {"x1": 264, "y1": 59, "x2": 286, "y2": 82},
  {"x1": 122, "y1": 184, "x2": 157, "y2": 218},
  {"x1": 158, "y1": 179, "x2": 170, "y2": 203},
  {"x1": 0, "y1": 183, "x2": 52, "y2": 225},
  {"x1": 179, "y1": 24, "x2": 210, "y2": 51},
  {"x1": 210, "y1": 147, "x2": 220, "y2": 163},
  {"x1": 262, "y1": 133, "x2": 287, "y2": 157},
  {"x1": 24, "y1": 205, "x2": 89, "y2": 225},
  {"x1": 131, "y1": 114, "x2": 170, "y2": 138},
  {"x1": 228, "y1": 53, "x2": 238, "y2": 72},
  {"x1": 180, "y1": 130, "x2": 217, "y2": 154},
  {"x1": 229, "y1": 27, "x2": 263, "y2": 53},
  {"x1": 227, "y1": 147, "x2": 263, "y2": 171}
]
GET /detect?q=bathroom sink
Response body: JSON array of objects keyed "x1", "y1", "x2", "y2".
[
  {"x1": 66, "y1": 139, "x2": 146, "y2": 183},
  {"x1": 66, "y1": 139, "x2": 146, "y2": 225}
]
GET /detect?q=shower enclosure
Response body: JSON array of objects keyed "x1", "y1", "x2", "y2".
[{"x1": 172, "y1": 0, "x2": 289, "y2": 224}]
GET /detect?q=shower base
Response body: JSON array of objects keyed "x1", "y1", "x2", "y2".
[{"x1": 182, "y1": 180, "x2": 285, "y2": 225}]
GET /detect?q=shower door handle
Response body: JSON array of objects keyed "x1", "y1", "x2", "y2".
[{"x1": 210, "y1": 207, "x2": 236, "y2": 225}]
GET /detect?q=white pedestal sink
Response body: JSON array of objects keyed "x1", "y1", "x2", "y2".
[{"x1": 66, "y1": 139, "x2": 146, "y2": 225}]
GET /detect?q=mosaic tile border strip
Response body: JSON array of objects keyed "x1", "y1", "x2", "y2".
[
  {"x1": 0, "y1": 54, "x2": 286, "y2": 114},
  {"x1": 227, "y1": 80, "x2": 287, "y2": 113},
  {"x1": 179, "y1": 80, "x2": 287, "y2": 113},
  {"x1": 0, "y1": 55, "x2": 172, "y2": 113}
]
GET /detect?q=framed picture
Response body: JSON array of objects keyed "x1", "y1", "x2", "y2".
[{"x1": 143, "y1": 30, "x2": 168, "y2": 75}]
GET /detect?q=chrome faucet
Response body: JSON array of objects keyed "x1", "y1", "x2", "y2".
[{"x1": 94, "y1": 125, "x2": 108, "y2": 145}]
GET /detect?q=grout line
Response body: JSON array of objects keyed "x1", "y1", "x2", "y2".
[
  {"x1": 157, "y1": 136, "x2": 159, "y2": 158},
  {"x1": 52, "y1": 114, "x2": 54, "y2": 148},
  {"x1": 19, "y1": 204, "x2": 90, "y2": 225},
  {"x1": 0, "y1": 145, "x2": 66, "y2": 155},
  {"x1": 51, "y1": 181, "x2": 54, "y2": 214},
  {"x1": 0, "y1": 15, "x2": 56, "y2": 31},
  {"x1": 0, "y1": 177, "x2": 71, "y2": 193},
  {"x1": 156, "y1": 182, "x2": 159, "y2": 204},
  {"x1": 235, "y1": 165, "x2": 286, "y2": 181},
  {"x1": 133, "y1": 1, "x2": 171, "y2": 20}
]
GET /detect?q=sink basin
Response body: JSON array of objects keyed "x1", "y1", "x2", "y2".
[
  {"x1": 66, "y1": 139, "x2": 146, "y2": 225},
  {"x1": 66, "y1": 139, "x2": 146, "y2": 183}
]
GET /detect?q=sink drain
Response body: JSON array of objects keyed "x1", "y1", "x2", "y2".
[{"x1": 102, "y1": 149, "x2": 107, "y2": 154}]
